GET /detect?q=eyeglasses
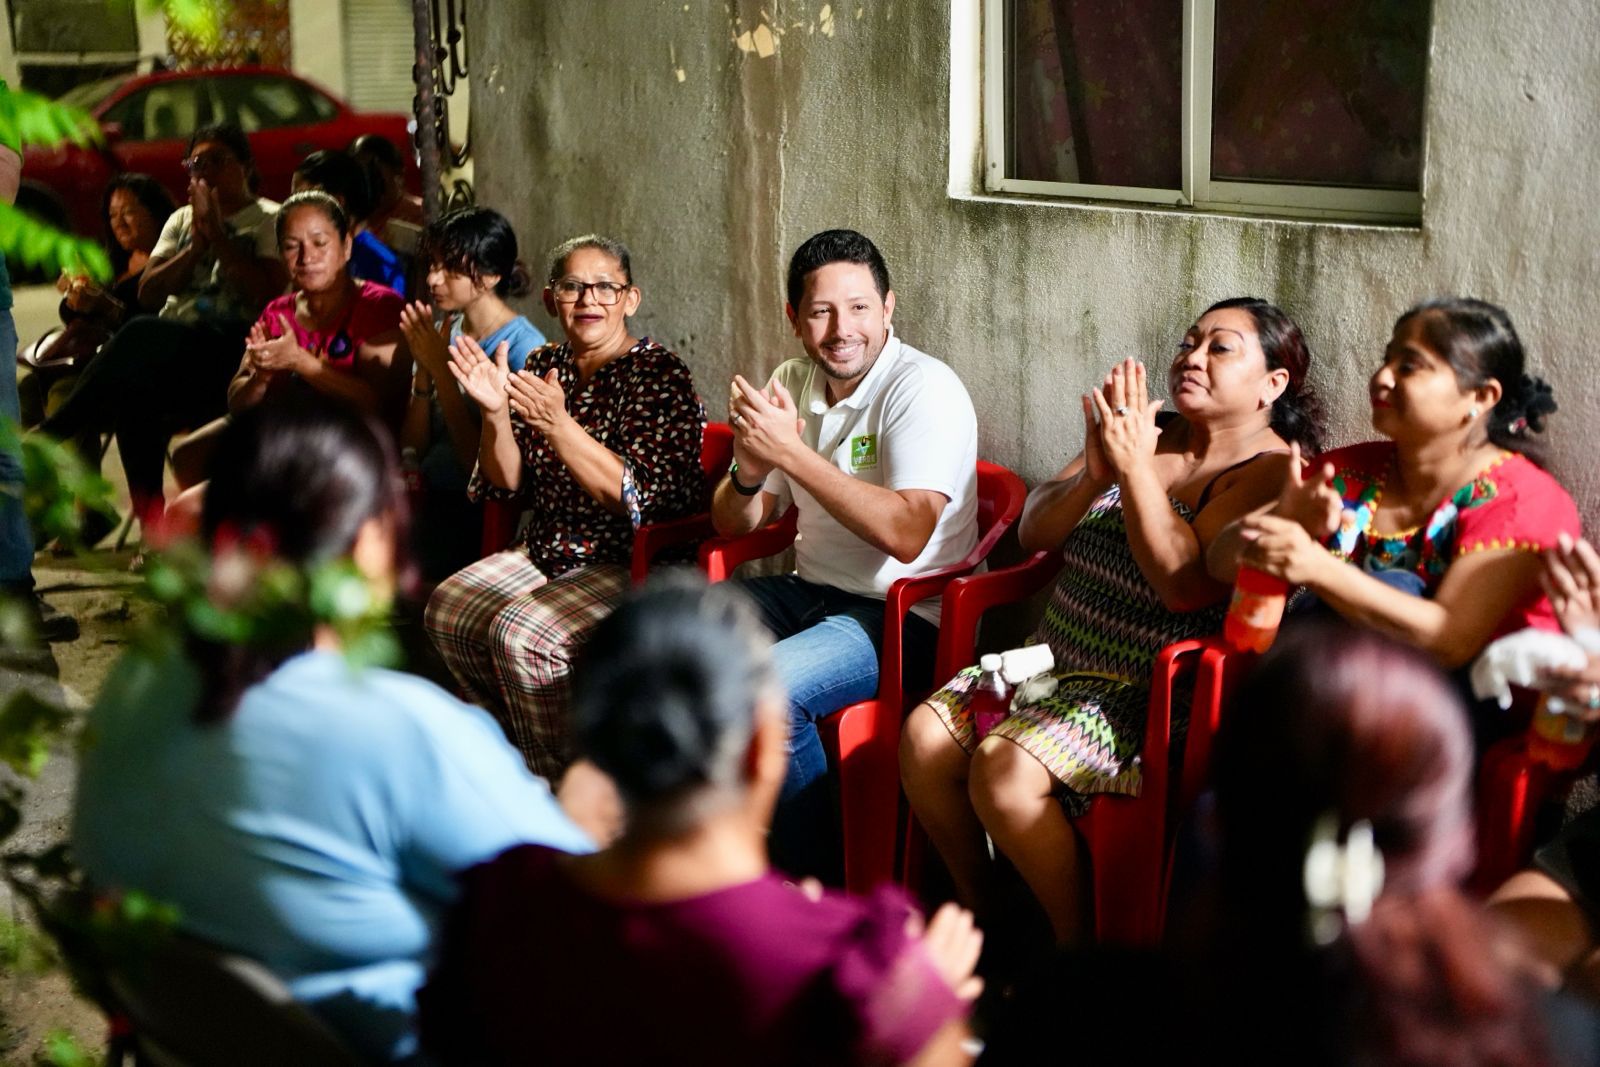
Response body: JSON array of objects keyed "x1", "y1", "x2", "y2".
[
  {"x1": 551, "y1": 280, "x2": 630, "y2": 305},
  {"x1": 184, "y1": 150, "x2": 236, "y2": 175}
]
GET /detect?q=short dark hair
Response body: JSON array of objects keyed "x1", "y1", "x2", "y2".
[
  {"x1": 276, "y1": 190, "x2": 350, "y2": 245},
  {"x1": 545, "y1": 234, "x2": 633, "y2": 287},
  {"x1": 348, "y1": 132, "x2": 406, "y2": 173},
  {"x1": 292, "y1": 149, "x2": 374, "y2": 221},
  {"x1": 1203, "y1": 297, "x2": 1325, "y2": 454},
  {"x1": 186, "y1": 122, "x2": 257, "y2": 193},
  {"x1": 570, "y1": 576, "x2": 777, "y2": 834},
  {"x1": 785, "y1": 229, "x2": 891, "y2": 312},
  {"x1": 1394, "y1": 297, "x2": 1556, "y2": 451},
  {"x1": 101, "y1": 172, "x2": 175, "y2": 275},
  {"x1": 419, "y1": 206, "x2": 531, "y2": 298}
]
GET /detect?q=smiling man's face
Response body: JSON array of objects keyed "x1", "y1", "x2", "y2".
[{"x1": 787, "y1": 262, "x2": 896, "y2": 398}]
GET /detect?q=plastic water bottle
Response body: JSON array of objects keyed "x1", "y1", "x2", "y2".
[
  {"x1": 970, "y1": 654, "x2": 1012, "y2": 743},
  {"x1": 1527, "y1": 695, "x2": 1598, "y2": 772},
  {"x1": 1224, "y1": 566, "x2": 1288, "y2": 654}
]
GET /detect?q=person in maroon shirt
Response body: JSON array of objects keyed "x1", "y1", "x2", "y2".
[{"x1": 420, "y1": 577, "x2": 982, "y2": 1066}]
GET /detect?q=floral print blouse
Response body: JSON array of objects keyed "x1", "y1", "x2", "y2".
[
  {"x1": 1321, "y1": 440, "x2": 1581, "y2": 636},
  {"x1": 468, "y1": 338, "x2": 705, "y2": 576}
]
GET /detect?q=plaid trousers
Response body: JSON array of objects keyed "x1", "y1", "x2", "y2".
[{"x1": 424, "y1": 550, "x2": 629, "y2": 779}]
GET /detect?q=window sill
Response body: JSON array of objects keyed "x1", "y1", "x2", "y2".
[{"x1": 946, "y1": 187, "x2": 1424, "y2": 233}]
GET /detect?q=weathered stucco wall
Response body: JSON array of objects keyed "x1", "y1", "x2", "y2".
[{"x1": 471, "y1": 0, "x2": 1600, "y2": 520}]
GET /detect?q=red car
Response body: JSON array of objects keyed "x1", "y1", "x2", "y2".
[{"x1": 20, "y1": 66, "x2": 418, "y2": 238}]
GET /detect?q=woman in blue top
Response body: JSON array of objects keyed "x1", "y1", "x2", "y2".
[
  {"x1": 399, "y1": 207, "x2": 548, "y2": 579},
  {"x1": 72, "y1": 395, "x2": 592, "y2": 1064}
]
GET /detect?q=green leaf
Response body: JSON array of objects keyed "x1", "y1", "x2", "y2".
[
  {"x1": 38, "y1": 1029, "x2": 97, "y2": 1067},
  {"x1": 0, "y1": 689, "x2": 73, "y2": 777},
  {"x1": 0, "y1": 204, "x2": 112, "y2": 283},
  {"x1": 0, "y1": 86, "x2": 99, "y2": 154},
  {"x1": 142, "y1": 0, "x2": 224, "y2": 47}
]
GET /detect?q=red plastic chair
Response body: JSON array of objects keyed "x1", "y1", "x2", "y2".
[
  {"x1": 922, "y1": 550, "x2": 1250, "y2": 945},
  {"x1": 480, "y1": 422, "x2": 735, "y2": 584},
  {"x1": 700, "y1": 461, "x2": 1029, "y2": 893},
  {"x1": 1470, "y1": 726, "x2": 1573, "y2": 895}
]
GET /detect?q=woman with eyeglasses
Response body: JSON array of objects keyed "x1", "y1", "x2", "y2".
[
  {"x1": 423, "y1": 233, "x2": 705, "y2": 781},
  {"x1": 398, "y1": 207, "x2": 547, "y2": 580}
]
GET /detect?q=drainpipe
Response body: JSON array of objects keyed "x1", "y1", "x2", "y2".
[{"x1": 410, "y1": 0, "x2": 443, "y2": 223}]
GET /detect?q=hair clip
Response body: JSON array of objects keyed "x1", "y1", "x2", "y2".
[
  {"x1": 1303, "y1": 813, "x2": 1385, "y2": 946},
  {"x1": 1508, "y1": 415, "x2": 1529, "y2": 435}
]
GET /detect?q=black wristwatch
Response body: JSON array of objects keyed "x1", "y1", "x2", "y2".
[{"x1": 728, "y1": 462, "x2": 765, "y2": 496}]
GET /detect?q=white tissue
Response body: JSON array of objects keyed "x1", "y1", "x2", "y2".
[
  {"x1": 1470, "y1": 628, "x2": 1590, "y2": 709},
  {"x1": 1000, "y1": 644, "x2": 1055, "y2": 685}
]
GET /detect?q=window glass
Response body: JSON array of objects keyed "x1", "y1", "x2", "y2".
[
  {"x1": 1008, "y1": 0, "x2": 1183, "y2": 188},
  {"x1": 218, "y1": 75, "x2": 324, "y2": 132},
  {"x1": 101, "y1": 80, "x2": 207, "y2": 142},
  {"x1": 1211, "y1": 0, "x2": 1428, "y2": 189},
  {"x1": 12, "y1": 0, "x2": 136, "y2": 53}
]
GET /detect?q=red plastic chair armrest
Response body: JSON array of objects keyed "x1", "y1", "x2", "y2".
[
  {"x1": 934, "y1": 550, "x2": 1062, "y2": 681},
  {"x1": 699, "y1": 509, "x2": 800, "y2": 582},
  {"x1": 630, "y1": 513, "x2": 716, "y2": 583}
]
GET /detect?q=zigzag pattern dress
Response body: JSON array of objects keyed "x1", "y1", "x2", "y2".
[{"x1": 927, "y1": 483, "x2": 1225, "y2": 813}]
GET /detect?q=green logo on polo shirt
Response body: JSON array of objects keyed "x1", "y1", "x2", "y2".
[{"x1": 850, "y1": 434, "x2": 878, "y2": 470}]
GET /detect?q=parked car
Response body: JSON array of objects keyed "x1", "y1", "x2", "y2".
[{"x1": 19, "y1": 66, "x2": 419, "y2": 240}]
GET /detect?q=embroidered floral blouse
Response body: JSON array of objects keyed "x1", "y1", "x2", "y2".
[
  {"x1": 1320, "y1": 441, "x2": 1581, "y2": 635},
  {"x1": 468, "y1": 338, "x2": 705, "y2": 576}
]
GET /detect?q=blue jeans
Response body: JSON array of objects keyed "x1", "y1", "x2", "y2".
[
  {"x1": 0, "y1": 306, "x2": 32, "y2": 587},
  {"x1": 741, "y1": 574, "x2": 938, "y2": 882}
]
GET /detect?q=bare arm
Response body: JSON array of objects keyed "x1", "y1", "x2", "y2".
[
  {"x1": 728, "y1": 374, "x2": 946, "y2": 564},
  {"x1": 445, "y1": 336, "x2": 522, "y2": 491},
  {"x1": 138, "y1": 240, "x2": 206, "y2": 309},
  {"x1": 1018, "y1": 390, "x2": 1114, "y2": 552},
  {"x1": 212, "y1": 232, "x2": 288, "y2": 311},
  {"x1": 1243, "y1": 515, "x2": 1545, "y2": 668},
  {"x1": 710, "y1": 475, "x2": 779, "y2": 536}
]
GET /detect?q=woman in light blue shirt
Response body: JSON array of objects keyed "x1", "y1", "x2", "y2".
[
  {"x1": 398, "y1": 206, "x2": 548, "y2": 579},
  {"x1": 72, "y1": 395, "x2": 590, "y2": 1064}
]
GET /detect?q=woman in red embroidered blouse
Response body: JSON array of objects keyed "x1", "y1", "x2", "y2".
[
  {"x1": 1214, "y1": 297, "x2": 1579, "y2": 669},
  {"x1": 424, "y1": 235, "x2": 705, "y2": 777}
]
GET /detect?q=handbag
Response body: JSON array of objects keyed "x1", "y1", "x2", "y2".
[{"x1": 17, "y1": 317, "x2": 112, "y2": 382}]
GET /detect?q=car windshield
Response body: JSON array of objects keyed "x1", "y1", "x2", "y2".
[{"x1": 56, "y1": 74, "x2": 128, "y2": 112}]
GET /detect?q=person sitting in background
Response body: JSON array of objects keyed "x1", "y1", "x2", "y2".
[
  {"x1": 227, "y1": 191, "x2": 408, "y2": 424},
  {"x1": 398, "y1": 206, "x2": 546, "y2": 580},
  {"x1": 291, "y1": 148, "x2": 409, "y2": 296},
  {"x1": 982, "y1": 622, "x2": 1565, "y2": 1065},
  {"x1": 40, "y1": 123, "x2": 286, "y2": 530},
  {"x1": 900, "y1": 297, "x2": 1321, "y2": 946},
  {"x1": 713, "y1": 229, "x2": 980, "y2": 885},
  {"x1": 1216, "y1": 298, "x2": 1580, "y2": 736},
  {"x1": 420, "y1": 578, "x2": 982, "y2": 1067},
  {"x1": 350, "y1": 133, "x2": 425, "y2": 237},
  {"x1": 21, "y1": 174, "x2": 174, "y2": 542},
  {"x1": 160, "y1": 190, "x2": 412, "y2": 537},
  {"x1": 72, "y1": 395, "x2": 594, "y2": 1065},
  {"x1": 423, "y1": 233, "x2": 704, "y2": 777}
]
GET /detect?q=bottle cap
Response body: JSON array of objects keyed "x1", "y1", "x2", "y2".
[{"x1": 979, "y1": 653, "x2": 1002, "y2": 672}]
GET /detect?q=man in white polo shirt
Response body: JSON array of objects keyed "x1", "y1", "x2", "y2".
[{"x1": 712, "y1": 229, "x2": 978, "y2": 879}]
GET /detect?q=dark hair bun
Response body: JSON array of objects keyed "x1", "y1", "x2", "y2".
[
  {"x1": 570, "y1": 579, "x2": 774, "y2": 806},
  {"x1": 1497, "y1": 373, "x2": 1557, "y2": 439},
  {"x1": 503, "y1": 259, "x2": 532, "y2": 298}
]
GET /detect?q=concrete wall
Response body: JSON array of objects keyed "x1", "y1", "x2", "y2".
[{"x1": 470, "y1": 0, "x2": 1600, "y2": 522}]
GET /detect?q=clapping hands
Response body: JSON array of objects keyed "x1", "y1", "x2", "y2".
[
  {"x1": 244, "y1": 313, "x2": 310, "y2": 375},
  {"x1": 1087, "y1": 358, "x2": 1164, "y2": 478}
]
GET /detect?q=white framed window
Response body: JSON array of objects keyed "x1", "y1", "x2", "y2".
[{"x1": 983, "y1": 0, "x2": 1430, "y2": 223}]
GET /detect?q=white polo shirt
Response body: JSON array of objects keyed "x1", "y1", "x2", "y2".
[{"x1": 761, "y1": 329, "x2": 978, "y2": 625}]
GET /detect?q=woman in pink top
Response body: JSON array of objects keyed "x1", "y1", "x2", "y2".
[
  {"x1": 227, "y1": 190, "x2": 408, "y2": 427},
  {"x1": 421, "y1": 578, "x2": 983, "y2": 1066}
]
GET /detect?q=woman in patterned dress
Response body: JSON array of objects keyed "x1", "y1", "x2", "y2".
[
  {"x1": 424, "y1": 235, "x2": 705, "y2": 779},
  {"x1": 1226, "y1": 297, "x2": 1578, "y2": 675},
  {"x1": 900, "y1": 298, "x2": 1324, "y2": 946}
]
